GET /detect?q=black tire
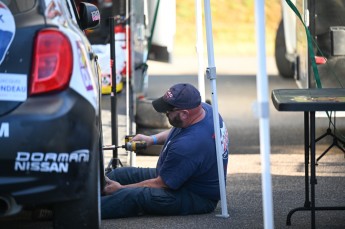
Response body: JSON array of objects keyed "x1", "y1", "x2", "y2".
[
  {"x1": 135, "y1": 98, "x2": 171, "y2": 129},
  {"x1": 275, "y1": 19, "x2": 295, "y2": 79},
  {"x1": 53, "y1": 144, "x2": 101, "y2": 229}
]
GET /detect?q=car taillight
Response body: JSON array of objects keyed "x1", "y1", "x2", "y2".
[{"x1": 30, "y1": 29, "x2": 73, "y2": 95}]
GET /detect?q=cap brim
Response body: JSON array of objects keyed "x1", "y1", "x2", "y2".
[{"x1": 152, "y1": 97, "x2": 174, "y2": 113}]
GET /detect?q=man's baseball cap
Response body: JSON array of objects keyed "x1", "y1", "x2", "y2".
[{"x1": 152, "y1": 83, "x2": 201, "y2": 113}]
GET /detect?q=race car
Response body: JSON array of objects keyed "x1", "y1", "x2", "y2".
[{"x1": 0, "y1": 1, "x2": 104, "y2": 228}]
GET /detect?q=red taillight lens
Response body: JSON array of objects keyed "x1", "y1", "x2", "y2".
[{"x1": 30, "y1": 29, "x2": 73, "y2": 95}]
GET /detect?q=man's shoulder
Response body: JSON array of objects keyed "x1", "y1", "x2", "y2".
[{"x1": 202, "y1": 102, "x2": 212, "y2": 110}]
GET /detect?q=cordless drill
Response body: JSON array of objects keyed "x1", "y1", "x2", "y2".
[{"x1": 103, "y1": 135, "x2": 147, "y2": 151}]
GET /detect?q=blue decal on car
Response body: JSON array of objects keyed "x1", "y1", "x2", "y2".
[{"x1": 0, "y1": 2, "x2": 16, "y2": 65}]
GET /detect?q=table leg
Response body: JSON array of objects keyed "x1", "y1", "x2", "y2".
[
  {"x1": 286, "y1": 111, "x2": 311, "y2": 226},
  {"x1": 304, "y1": 112, "x2": 310, "y2": 208},
  {"x1": 310, "y1": 111, "x2": 316, "y2": 229}
]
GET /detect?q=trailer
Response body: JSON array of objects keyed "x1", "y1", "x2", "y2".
[{"x1": 275, "y1": 0, "x2": 345, "y2": 89}]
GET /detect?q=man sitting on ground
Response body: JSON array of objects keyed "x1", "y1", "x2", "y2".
[{"x1": 101, "y1": 83, "x2": 229, "y2": 219}]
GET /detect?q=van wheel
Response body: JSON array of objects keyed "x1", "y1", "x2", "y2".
[{"x1": 275, "y1": 19, "x2": 294, "y2": 78}]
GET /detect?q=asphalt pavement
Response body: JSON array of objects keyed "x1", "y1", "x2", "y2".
[
  {"x1": 100, "y1": 56, "x2": 345, "y2": 229},
  {"x1": 2, "y1": 56, "x2": 345, "y2": 229}
]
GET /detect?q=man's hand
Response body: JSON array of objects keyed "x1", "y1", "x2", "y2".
[
  {"x1": 132, "y1": 129, "x2": 171, "y2": 146},
  {"x1": 103, "y1": 176, "x2": 123, "y2": 195},
  {"x1": 132, "y1": 134, "x2": 154, "y2": 146}
]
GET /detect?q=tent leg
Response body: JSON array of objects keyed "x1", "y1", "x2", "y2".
[
  {"x1": 255, "y1": 0, "x2": 274, "y2": 228},
  {"x1": 203, "y1": 0, "x2": 229, "y2": 218}
]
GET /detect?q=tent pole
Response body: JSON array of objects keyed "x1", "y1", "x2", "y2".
[
  {"x1": 203, "y1": 0, "x2": 229, "y2": 218},
  {"x1": 195, "y1": 0, "x2": 205, "y2": 102},
  {"x1": 110, "y1": 17, "x2": 119, "y2": 169},
  {"x1": 254, "y1": 0, "x2": 274, "y2": 228},
  {"x1": 126, "y1": 0, "x2": 136, "y2": 166}
]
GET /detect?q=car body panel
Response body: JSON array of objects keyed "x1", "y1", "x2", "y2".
[{"x1": 0, "y1": 0, "x2": 103, "y2": 221}]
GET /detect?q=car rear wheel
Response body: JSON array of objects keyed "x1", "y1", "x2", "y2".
[{"x1": 53, "y1": 143, "x2": 101, "y2": 229}]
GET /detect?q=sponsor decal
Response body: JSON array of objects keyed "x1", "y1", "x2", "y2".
[
  {"x1": 76, "y1": 41, "x2": 93, "y2": 91},
  {"x1": 91, "y1": 10, "x2": 100, "y2": 21},
  {"x1": 0, "y1": 2, "x2": 16, "y2": 65},
  {"x1": 45, "y1": 0, "x2": 62, "y2": 19},
  {"x1": 14, "y1": 149, "x2": 90, "y2": 173},
  {"x1": 0, "y1": 73, "x2": 27, "y2": 101},
  {"x1": 44, "y1": 0, "x2": 66, "y2": 25},
  {"x1": 220, "y1": 121, "x2": 229, "y2": 160},
  {"x1": 0, "y1": 122, "x2": 9, "y2": 137}
]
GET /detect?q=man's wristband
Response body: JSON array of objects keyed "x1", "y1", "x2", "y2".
[{"x1": 151, "y1": 135, "x2": 157, "y2": 145}]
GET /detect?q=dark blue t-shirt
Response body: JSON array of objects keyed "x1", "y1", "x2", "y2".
[{"x1": 156, "y1": 103, "x2": 229, "y2": 201}]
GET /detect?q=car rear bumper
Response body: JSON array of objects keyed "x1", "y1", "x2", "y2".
[{"x1": 0, "y1": 89, "x2": 100, "y2": 205}]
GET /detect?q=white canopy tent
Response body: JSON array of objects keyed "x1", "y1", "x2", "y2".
[
  {"x1": 195, "y1": 0, "x2": 206, "y2": 103},
  {"x1": 254, "y1": 0, "x2": 274, "y2": 228},
  {"x1": 202, "y1": 0, "x2": 229, "y2": 218},
  {"x1": 198, "y1": 0, "x2": 274, "y2": 226}
]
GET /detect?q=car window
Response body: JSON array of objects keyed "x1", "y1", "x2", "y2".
[{"x1": 3, "y1": 0, "x2": 36, "y2": 14}]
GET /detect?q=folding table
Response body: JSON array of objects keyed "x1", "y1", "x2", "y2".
[{"x1": 271, "y1": 88, "x2": 345, "y2": 228}]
